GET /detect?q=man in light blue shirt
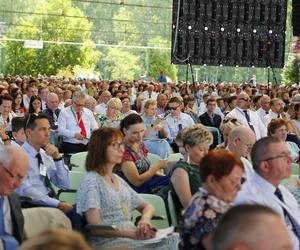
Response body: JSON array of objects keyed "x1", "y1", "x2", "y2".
[{"x1": 15, "y1": 113, "x2": 71, "y2": 213}]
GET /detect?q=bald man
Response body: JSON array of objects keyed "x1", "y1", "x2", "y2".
[
  {"x1": 226, "y1": 92, "x2": 267, "y2": 140},
  {"x1": 227, "y1": 126, "x2": 256, "y2": 181},
  {"x1": 213, "y1": 204, "x2": 293, "y2": 250},
  {"x1": 0, "y1": 146, "x2": 29, "y2": 249}
]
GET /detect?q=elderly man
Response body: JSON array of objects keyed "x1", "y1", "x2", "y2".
[
  {"x1": 0, "y1": 146, "x2": 29, "y2": 249},
  {"x1": 43, "y1": 93, "x2": 60, "y2": 131},
  {"x1": 226, "y1": 92, "x2": 267, "y2": 140},
  {"x1": 235, "y1": 137, "x2": 300, "y2": 250},
  {"x1": 263, "y1": 98, "x2": 286, "y2": 127},
  {"x1": 58, "y1": 91, "x2": 98, "y2": 153},
  {"x1": 227, "y1": 126, "x2": 256, "y2": 181},
  {"x1": 256, "y1": 95, "x2": 271, "y2": 121},
  {"x1": 213, "y1": 204, "x2": 293, "y2": 250}
]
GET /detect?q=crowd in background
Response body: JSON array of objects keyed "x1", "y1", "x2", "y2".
[{"x1": 1, "y1": 73, "x2": 300, "y2": 249}]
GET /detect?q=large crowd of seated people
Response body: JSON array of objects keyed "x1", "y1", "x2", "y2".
[{"x1": 1, "y1": 75, "x2": 300, "y2": 249}]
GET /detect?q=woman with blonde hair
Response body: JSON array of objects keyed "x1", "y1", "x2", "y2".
[
  {"x1": 97, "y1": 97, "x2": 123, "y2": 128},
  {"x1": 142, "y1": 99, "x2": 172, "y2": 158},
  {"x1": 217, "y1": 118, "x2": 243, "y2": 149},
  {"x1": 170, "y1": 124, "x2": 213, "y2": 216}
]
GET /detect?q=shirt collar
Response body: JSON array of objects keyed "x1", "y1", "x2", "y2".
[
  {"x1": 253, "y1": 171, "x2": 277, "y2": 194},
  {"x1": 22, "y1": 141, "x2": 39, "y2": 158}
]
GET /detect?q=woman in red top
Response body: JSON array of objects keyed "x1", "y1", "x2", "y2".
[{"x1": 119, "y1": 114, "x2": 170, "y2": 195}]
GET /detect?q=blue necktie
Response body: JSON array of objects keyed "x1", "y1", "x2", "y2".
[
  {"x1": 275, "y1": 188, "x2": 300, "y2": 241},
  {"x1": 243, "y1": 110, "x2": 255, "y2": 134},
  {"x1": 0, "y1": 197, "x2": 19, "y2": 250}
]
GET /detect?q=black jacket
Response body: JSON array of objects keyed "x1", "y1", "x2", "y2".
[{"x1": 199, "y1": 112, "x2": 222, "y2": 129}]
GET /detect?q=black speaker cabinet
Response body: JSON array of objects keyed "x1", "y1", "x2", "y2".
[{"x1": 171, "y1": 0, "x2": 288, "y2": 68}]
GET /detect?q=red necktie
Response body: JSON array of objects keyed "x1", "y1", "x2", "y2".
[{"x1": 76, "y1": 112, "x2": 87, "y2": 138}]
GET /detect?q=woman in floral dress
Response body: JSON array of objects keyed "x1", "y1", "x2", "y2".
[{"x1": 180, "y1": 150, "x2": 244, "y2": 250}]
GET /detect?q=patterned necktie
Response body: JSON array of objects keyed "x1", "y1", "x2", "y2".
[
  {"x1": 76, "y1": 112, "x2": 87, "y2": 138},
  {"x1": 243, "y1": 110, "x2": 255, "y2": 133},
  {"x1": 36, "y1": 153, "x2": 56, "y2": 198},
  {"x1": 275, "y1": 187, "x2": 300, "y2": 241},
  {"x1": 0, "y1": 196, "x2": 19, "y2": 249}
]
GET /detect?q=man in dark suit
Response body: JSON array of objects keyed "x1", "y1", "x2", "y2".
[
  {"x1": 199, "y1": 97, "x2": 222, "y2": 129},
  {"x1": 0, "y1": 146, "x2": 29, "y2": 249},
  {"x1": 42, "y1": 93, "x2": 61, "y2": 131}
]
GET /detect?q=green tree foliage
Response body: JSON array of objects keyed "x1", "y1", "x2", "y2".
[
  {"x1": 3, "y1": 0, "x2": 100, "y2": 76},
  {"x1": 147, "y1": 37, "x2": 177, "y2": 81},
  {"x1": 104, "y1": 47, "x2": 140, "y2": 80},
  {"x1": 282, "y1": 56, "x2": 300, "y2": 85}
]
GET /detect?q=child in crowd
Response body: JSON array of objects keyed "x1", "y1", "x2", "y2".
[{"x1": 11, "y1": 117, "x2": 26, "y2": 147}]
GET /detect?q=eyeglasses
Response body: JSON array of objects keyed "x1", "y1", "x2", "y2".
[
  {"x1": 226, "y1": 176, "x2": 245, "y2": 189},
  {"x1": 3, "y1": 165, "x2": 27, "y2": 181},
  {"x1": 73, "y1": 102, "x2": 85, "y2": 107},
  {"x1": 238, "y1": 98, "x2": 250, "y2": 102},
  {"x1": 110, "y1": 141, "x2": 125, "y2": 150},
  {"x1": 237, "y1": 138, "x2": 253, "y2": 150},
  {"x1": 263, "y1": 152, "x2": 292, "y2": 162},
  {"x1": 167, "y1": 105, "x2": 180, "y2": 111},
  {"x1": 223, "y1": 118, "x2": 238, "y2": 124}
]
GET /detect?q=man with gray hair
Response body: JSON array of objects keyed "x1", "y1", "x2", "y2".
[
  {"x1": 263, "y1": 98, "x2": 286, "y2": 127},
  {"x1": 213, "y1": 204, "x2": 293, "y2": 250},
  {"x1": 58, "y1": 91, "x2": 98, "y2": 153},
  {"x1": 227, "y1": 126, "x2": 256, "y2": 181},
  {"x1": 43, "y1": 93, "x2": 60, "y2": 131},
  {"x1": 235, "y1": 137, "x2": 300, "y2": 250},
  {"x1": 256, "y1": 94, "x2": 271, "y2": 121},
  {"x1": 0, "y1": 146, "x2": 29, "y2": 249}
]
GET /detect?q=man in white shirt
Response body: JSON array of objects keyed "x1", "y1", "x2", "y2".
[
  {"x1": 143, "y1": 84, "x2": 158, "y2": 101},
  {"x1": 235, "y1": 137, "x2": 300, "y2": 250},
  {"x1": 95, "y1": 91, "x2": 112, "y2": 115},
  {"x1": 227, "y1": 126, "x2": 256, "y2": 181},
  {"x1": 58, "y1": 91, "x2": 98, "y2": 153},
  {"x1": 226, "y1": 92, "x2": 267, "y2": 140},
  {"x1": 256, "y1": 95, "x2": 271, "y2": 121},
  {"x1": 165, "y1": 97, "x2": 195, "y2": 151},
  {"x1": 156, "y1": 94, "x2": 168, "y2": 116},
  {"x1": 23, "y1": 84, "x2": 37, "y2": 111},
  {"x1": 263, "y1": 98, "x2": 286, "y2": 127}
]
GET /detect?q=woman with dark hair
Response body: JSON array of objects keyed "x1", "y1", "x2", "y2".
[
  {"x1": 180, "y1": 150, "x2": 244, "y2": 250},
  {"x1": 287, "y1": 103, "x2": 300, "y2": 139},
  {"x1": 28, "y1": 95, "x2": 42, "y2": 115},
  {"x1": 120, "y1": 114, "x2": 170, "y2": 195},
  {"x1": 12, "y1": 92, "x2": 26, "y2": 116},
  {"x1": 76, "y1": 127, "x2": 178, "y2": 249}
]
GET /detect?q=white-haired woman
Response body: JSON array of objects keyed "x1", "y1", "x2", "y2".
[{"x1": 96, "y1": 97, "x2": 123, "y2": 128}]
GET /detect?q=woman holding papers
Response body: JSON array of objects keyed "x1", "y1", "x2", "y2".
[{"x1": 76, "y1": 128, "x2": 178, "y2": 249}]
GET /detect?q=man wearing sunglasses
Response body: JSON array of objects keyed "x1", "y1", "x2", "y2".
[
  {"x1": 235, "y1": 137, "x2": 300, "y2": 250},
  {"x1": 165, "y1": 97, "x2": 194, "y2": 151},
  {"x1": 226, "y1": 92, "x2": 267, "y2": 140}
]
